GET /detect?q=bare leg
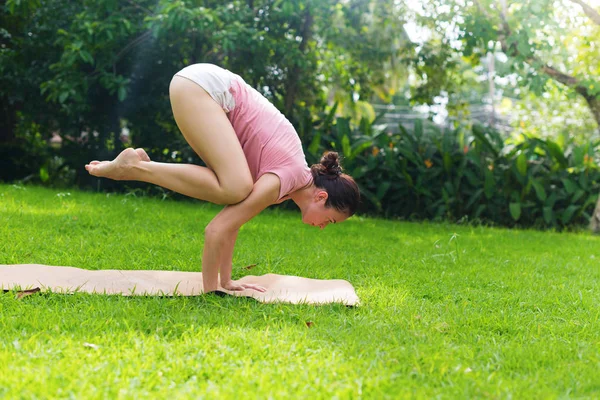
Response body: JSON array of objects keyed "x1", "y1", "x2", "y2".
[
  {"x1": 86, "y1": 149, "x2": 235, "y2": 203},
  {"x1": 85, "y1": 76, "x2": 254, "y2": 205}
]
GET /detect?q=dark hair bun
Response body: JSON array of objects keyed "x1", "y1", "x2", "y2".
[
  {"x1": 309, "y1": 150, "x2": 360, "y2": 215},
  {"x1": 311, "y1": 151, "x2": 342, "y2": 179}
]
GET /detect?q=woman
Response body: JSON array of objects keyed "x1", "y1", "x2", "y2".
[{"x1": 85, "y1": 63, "x2": 360, "y2": 293}]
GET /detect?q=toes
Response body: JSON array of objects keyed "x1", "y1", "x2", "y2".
[{"x1": 135, "y1": 148, "x2": 151, "y2": 162}]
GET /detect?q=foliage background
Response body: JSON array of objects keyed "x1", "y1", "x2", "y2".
[{"x1": 1, "y1": 0, "x2": 599, "y2": 229}]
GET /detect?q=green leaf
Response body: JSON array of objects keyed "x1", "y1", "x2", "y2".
[
  {"x1": 472, "y1": 125, "x2": 499, "y2": 157},
  {"x1": 308, "y1": 132, "x2": 321, "y2": 156},
  {"x1": 376, "y1": 181, "x2": 391, "y2": 200},
  {"x1": 465, "y1": 189, "x2": 483, "y2": 209},
  {"x1": 543, "y1": 206, "x2": 553, "y2": 224},
  {"x1": 39, "y1": 165, "x2": 49, "y2": 183},
  {"x1": 545, "y1": 192, "x2": 558, "y2": 208},
  {"x1": 335, "y1": 117, "x2": 350, "y2": 139},
  {"x1": 118, "y1": 86, "x2": 127, "y2": 101},
  {"x1": 475, "y1": 204, "x2": 486, "y2": 218},
  {"x1": 509, "y1": 202, "x2": 521, "y2": 221},
  {"x1": 350, "y1": 141, "x2": 373, "y2": 159},
  {"x1": 443, "y1": 152, "x2": 452, "y2": 173},
  {"x1": 547, "y1": 140, "x2": 568, "y2": 168},
  {"x1": 579, "y1": 172, "x2": 589, "y2": 190},
  {"x1": 516, "y1": 153, "x2": 527, "y2": 176},
  {"x1": 561, "y1": 178, "x2": 578, "y2": 194},
  {"x1": 531, "y1": 180, "x2": 547, "y2": 201},
  {"x1": 463, "y1": 170, "x2": 480, "y2": 186},
  {"x1": 58, "y1": 91, "x2": 69, "y2": 104},
  {"x1": 573, "y1": 145, "x2": 586, "y2": 166},
  {"x1": 79, "y1": 50, "x2": 93, "y2": 64},
  {"x1": 323, "y1": 102, "x2": 338, "y2": 130},
  {"x1": 561, "y1": 205, "x2": 578, "y2": 224},
  {"x1": 572, "y1": 189, "x2": 585, "y2": 204},
  {"x1": 341, "y1": 135, "x2": 351, "y2": 159},
  {"x1": 413, "y1": 119, "x2": 423, "y2": 140},
  {"x1": 401, "y1": 171, "x2": 414, "y2": 188}
]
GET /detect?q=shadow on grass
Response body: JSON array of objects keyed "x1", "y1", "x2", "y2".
[{"x1": 1, "y1": 288, "x2": 359, "y2": 338}]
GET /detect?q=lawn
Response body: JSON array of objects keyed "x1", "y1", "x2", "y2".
[{"x1": 1, "y1": 183, "x2": 599, "y2": 399}]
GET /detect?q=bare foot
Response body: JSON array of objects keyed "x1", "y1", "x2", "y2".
[
  {"x1": 135, "y1": 148, "x2": 151, "y2": 162},
  {"x1": 85, "y1": 148, "x2": 144, "y2": 180}
]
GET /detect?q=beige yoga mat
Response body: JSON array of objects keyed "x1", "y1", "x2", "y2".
[{"x1": 0, "y1": 264, "x2": 359, "y2": 306}]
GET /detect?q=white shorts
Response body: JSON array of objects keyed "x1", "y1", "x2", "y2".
[{"x1": 174, "y1": 63, "x2": 237, "y2": 112}]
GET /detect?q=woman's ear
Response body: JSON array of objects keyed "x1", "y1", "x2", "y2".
[{"x1": 315, "y1": 190, "x2": 329, "y2": 203}]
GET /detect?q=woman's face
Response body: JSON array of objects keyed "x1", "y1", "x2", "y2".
[{"x1": 301, "y1": 190, "x2": 349, "y2": 230}]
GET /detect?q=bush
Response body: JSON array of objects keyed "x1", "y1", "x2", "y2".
[{"x1": 302, "y1": 106, "x2": 600, "y2": 229}]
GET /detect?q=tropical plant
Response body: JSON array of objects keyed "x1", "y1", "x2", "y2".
[{"x1": 304, "y1": 110, "x2": 600, "y2": 229}]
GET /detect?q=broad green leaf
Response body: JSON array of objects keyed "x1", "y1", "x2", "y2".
[
  {"x1": 465, "y1": 189, "x2": 483, "y2": 209},
  {"x1": 414, "y1": 119, "x2": 423, "y2": 140},
  {"x1": 323, "y1": 102, "x2": 338, "y2": 130},
  {"x1": 376, "y1": 181, "x2": 391, "y2": 200},
  {"x1": 39, "y1": 165, "x2": 49, "y2": 183},
  {"x1": 472, "y1": 125, "x2": 499, "y2": 157},
  {"x1": 79, "y1": 50, "x2": 93, "y2": 64},
  {"x1": 308, "y1": 131, "x2": 321, "y2": 155},
  {"x1": 561, "y1": 205, "x2": 578, "y2": 224},
  {"x1": 350, "y1": 142, "x2": 373, "y2": 160},
  {"x1": 335, "y1": 117, "x2": 350, "y2": 139},
  {"x1": 545, "y1": 192, "x2": 558, "y2": 208},
  {"x1": 475, "y1": 204, "x2": 486, "y2": 218},
  {"x1": 463, "y1": 170, "x2": 480, "y2": 186},
  {"x1": 509, "y1": 202, "x2": 522, "y2": 221},
  {"x1": 58, "y1": 91, "x2": 68, "y2": 103},
  {"x1": 561, "y1": 178, "x2": 578, "y2": 194},
  {"x1": 531, "y1": 180, "x2": 547, "y2": 201},
  {"x1": 543, "y1": 206, "x2": 553, "y2": 224},
  {"x1": 547, "y1": 140, "x2": 568, "y2": 168},
  {"x1": 572, "y1": 189, "x2": 585, "y2": 204},
  {"x1": 516, "y1": 153, "x2": 527, "y2": 176},
  {"x1": 579, "y1": 172, "x2": 589, "y2": 190},
  {"x1": 118, "y1": 86, "x2": 127, "y2": 101},
  {"x1": 443, "y1": 152, "x2": 452, "y2": 173},
  {"x1": 341, "y1": 134, "x2": 351, "y2": 158}
]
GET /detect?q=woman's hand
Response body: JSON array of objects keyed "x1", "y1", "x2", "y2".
[{"x1": 221, "y1": 279, "x2": 267, "y2": 293}]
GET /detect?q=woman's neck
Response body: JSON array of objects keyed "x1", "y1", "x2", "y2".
[{"x1": 289, "y1": 183, "x2": 315, "y2": 213}]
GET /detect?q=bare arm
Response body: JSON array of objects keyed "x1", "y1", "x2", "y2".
[{"x1": 202, "y1": 173, "x2": 280, "y2": 292}]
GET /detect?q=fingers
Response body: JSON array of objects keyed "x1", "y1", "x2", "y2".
[{"x1": 242, "y1": 284, "x2": 267, "y2": 293}]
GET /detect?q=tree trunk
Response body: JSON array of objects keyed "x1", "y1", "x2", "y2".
[
  {"x1": 582, "y1": 94, "x2": 600, "y2": 129},
  {"x1": 590, "y1": 196, "x2": 600, "y2": 233},
  {"x1": 284, "y1": 5, "x2": 313, "y2": 116}
]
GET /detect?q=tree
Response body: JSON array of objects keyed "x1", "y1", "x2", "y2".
[
  {"x1": 1, "y1": 0, "x2": 409, "y2": 184},
  {"x1": 416, "y1": 0, "x2": 600, "y2": 231},
  {"x1": 419, "y1": 0, "x2": 600, "y2": 127}
]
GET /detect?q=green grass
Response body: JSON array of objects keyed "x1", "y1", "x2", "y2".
[{"x1": 1, "y1": 183, "x2": 599, "y2": 399}]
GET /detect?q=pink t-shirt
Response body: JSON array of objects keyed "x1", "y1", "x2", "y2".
[{"x1": 227, "y1": 76, "x2": 312, "y2": 201}]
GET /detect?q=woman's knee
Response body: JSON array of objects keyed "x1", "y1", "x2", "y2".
[{"x1": 221, "y1": 179, "x2": 253, "y2": 204}]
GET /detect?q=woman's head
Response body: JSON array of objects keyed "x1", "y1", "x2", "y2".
[{"x1": 302, "y1": 152, "x2": 360, "y2": 229}]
